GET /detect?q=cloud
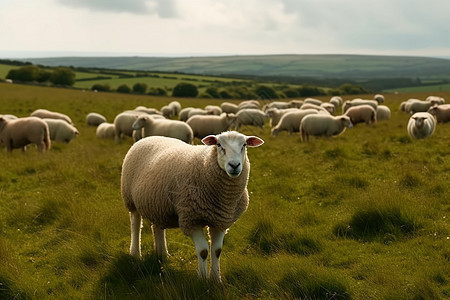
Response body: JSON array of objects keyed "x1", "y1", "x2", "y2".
[{"x1": 58, "y1": 0, "x2": 177, "y2": 17}]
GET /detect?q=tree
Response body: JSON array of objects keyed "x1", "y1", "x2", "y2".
[
  {"x1": 206, "y1": 87, "x2": 220, "y2": 98},
  {"x1": 172, "y1": 82, "x2": 198, "y2": 97},
  {"x1": 117, "y1": 84, "x2": 131, "y2": 93},
  {"x1": 133, "y1": 83, "x2": 148, "y2": 94},
  {"x1": 91, "y1": 84, "x2": 110, "y2": 92},
  {"x1": 255, "y1": 85, "x2": 278, "y2": 100},
  {"x1": 6, "y1": 65, "x2": 40, "y2": 82},
  {"x1": 49, "y1": 67, "x2": 76, "y2": 86}
]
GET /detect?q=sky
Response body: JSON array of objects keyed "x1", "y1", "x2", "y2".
[{"x1": 0, "y1": 0, "x2": 449, "y2": 58}]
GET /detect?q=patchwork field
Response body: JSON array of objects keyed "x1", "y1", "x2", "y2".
[{"x1": 0, "y1": 83, "x2": 449, "y2": 299}]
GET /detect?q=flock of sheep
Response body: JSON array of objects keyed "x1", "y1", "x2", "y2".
[{"x1": 1, "y1": 93, "x2": 448, "y2": 281}]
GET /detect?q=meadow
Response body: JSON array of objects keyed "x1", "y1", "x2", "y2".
[{"x1": 0, "y1": 83, "x2": 449, "y2": 299}]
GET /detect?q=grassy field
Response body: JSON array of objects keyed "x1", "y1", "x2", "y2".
[{"x1": 0, "y1": 83, "x2": 449, "y2": 299}]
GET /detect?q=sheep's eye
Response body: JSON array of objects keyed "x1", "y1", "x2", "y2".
[{"x1": 217, "y1": 143, "x2": 221, "y2": 148}]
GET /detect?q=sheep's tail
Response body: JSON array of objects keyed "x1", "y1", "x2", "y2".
[{"x1": 43, "y1": 125, "x2": 51, "y2": 150}]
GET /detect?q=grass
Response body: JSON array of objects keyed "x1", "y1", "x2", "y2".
[{"x1": 0, "y1": 83, "x2": 449, "y2": 299}]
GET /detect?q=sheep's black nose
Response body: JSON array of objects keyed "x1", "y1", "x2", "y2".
[{"x1": 228, "y1": 162, "x2": 241, "y2": 170}]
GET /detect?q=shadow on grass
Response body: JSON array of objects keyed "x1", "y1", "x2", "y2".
[{"x1": 95, "y1": 253, "x2": 228, "y2": 299}]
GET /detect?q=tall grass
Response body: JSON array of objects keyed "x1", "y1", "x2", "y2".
[{"x1": 0, "y1": 83, "x2": 449, "y2": 299}]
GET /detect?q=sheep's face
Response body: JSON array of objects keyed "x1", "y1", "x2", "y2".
[
  {"x1": 202, "y1": 131, "x2": 264, "y2": 178},
  {"x1": 413, "y1": 116, "x2": 427, "y2": 128},
  {"x1": 132, "y1": 117, "x2": 146, "y2": 130}
]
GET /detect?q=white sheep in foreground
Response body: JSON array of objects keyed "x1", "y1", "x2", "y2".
[
  {"x1": 344, "y1": 104, "x2": 377, "y2": 125},
  {"x1": 234, "y1": 109, "x2": 267, "y2": 130},
  {"x1": 43, "y1": 118, "x2": 79, "y2": 143},
  {"x1": 376, "y1": 105, "x2": 391, "y2": 121},
  {"x1": 96, "y1": 122, "x2": 115, "y2": 139},
  {"x1": 86, "y1": 112, "x2": 107, "y2": 126},
  {"x1": 428, "y1": 104, "x2": 450, "y2": 123},
  {"x1": 113, "y1": 112, "x2": 140, "y2": 143},
  {"x1": 271, "y1": 109, "x2": 318, "y2": 136},
  {"x1": 132, "y1": 115, "x2": 193, "y2": 144},
  {"x1": 187, "y1": 113, "x2": 236, "y2": 139},
  {"x1": 300, "y1": 114, "x2": 353, "y2": 142},
  {"x1": 121, "y1": 131, "x2": 264, "y2": 281},
  {"x1": 407, "y1": 112, "x2": 436, "y2": 139},
  {"x1": 0, "y1": 116, "x2": 51, "y2": 152},
  {"x1": 31, "y1": 108, "x2": 73, "y2": 125}
]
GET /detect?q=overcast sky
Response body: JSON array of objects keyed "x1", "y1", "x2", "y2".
[{"x1": 0, "y1": 0, "x2": 449, "y2": 58}]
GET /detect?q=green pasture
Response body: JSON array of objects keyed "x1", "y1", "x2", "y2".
[{"x1": 0, "y1": 83, "x2": 449, "y2": 299}]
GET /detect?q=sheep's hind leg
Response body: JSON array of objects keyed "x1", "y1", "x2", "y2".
[
  {"x1": 129, "y1": 210, "x2": 142, "y2": 258},
  {"x1": 209, "y1": 227, "x2": 225, "y2": 283},
  {"x1": 191, "y1": 228, "x2": 209, "y2": 279},
  {"x1": 152, "y1": 225, "x2": 169, "y2": 257}
]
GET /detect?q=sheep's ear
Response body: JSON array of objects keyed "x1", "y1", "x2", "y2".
[
  {"x1": 202, "y1": 135, "x2": 218, "y2": 146},
  {"x1": 246, "y1": 136, "x2": 264, "y2": 147}
]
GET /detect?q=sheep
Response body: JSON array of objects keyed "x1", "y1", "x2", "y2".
[
  {"x1": 344, "y1": 105, "x2": 377, "y2": 125},
  {"x1": 205, "y1": 105, "x2": 223, "y2": 116},
  {"x1": 96, "y1": 122, "x2": 115, "y2": 139},
  {"x1": 374, "y1": 94, "x2": 385, "y2": 104},
  {"x1": 0, "y1": 114, "x2": 18, "y2": 120},
  {"x1": 404, "y1": 99, "x2": 434, "y2": 114},
  {"x1": 0, "y1": 116, "x2": 51, "y2": 152},
  {"x1": 187, "y1": 108, "x2": 208, "y2": 120},
  {"x1": 113, "y1": 112, "x2": 140, "y2": 143},
  {"x1": 320, "y1": 102, "x2": 335, "y2": 115},
  {"x1": 289, "y1": 99, "x2": 304, "y2": 108},
  {"x1": 30, "y1": 108, "x2": 73, "y2": 125},
  {"x1": 43, "y1": 118, "x2": 79, "y2": 143},
  {"x1": 86, "y1": 112, "x2": 106, "y2": 126},
  {"x1": 426, "y1": 96, "x2": 445, "y2": 105},
  {"x1": 168, "y1": 101, "x2": 182, "y2": 116},
  {"x1": 343, "y1": 99, "x2": 378, "y2": 113},
  {"x1": 160, "y1": 105, "x2": 173, "y2": 118},
  {"x1": 179, "y1": 107, "x2": 194, "y2": 122},
  {"x1": 271, "y1": 109, "x2": 318, "y2": 136},
  {"x1": 300, "y1": 103, "x2": 330, "y2": 114},
  {"x1": 264, "y1": 101, "x2": 291, "y2": 110},
  {"x1": 121, "y1": 131, "x2": 264, "y2": 282},
  {"x1": 300, "y1": 114, "x2": 353, "y2": 142},
  {"x1": 132, "y1": 115, "x2": 194, "y2": 144},
  {"x1": 134, "y1": 106, "x2": 162, "y2": 115},
  {"x1": 376, "y1": 105, "x2": 391, "y2": 121},
  {"x1": 187, "y1": 113, "x2": 237, "y2": 139},
  {"x1": 220, "y1": 102, "x2": 239, "y2": 114},
  {"x1": 234, "y1": 109, "x2": 267, "y2": 130},
  {"x1": 407, "y1": 112, "x2": 436, "y2": 139},
  {"x1": 238, "y1": 100, "x2": 260, "y2": 110},
  {"x1": 265, "y1": 108, "x2": 298, "y2": 127},
  {"x1": 427, "y1": 104, "x2": 450, "y2": 123},
  {"x1": 304, "y1": 98, "x2": 323, "y2": 106}
]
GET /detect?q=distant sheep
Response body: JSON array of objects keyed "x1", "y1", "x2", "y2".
[
  {"x1": 179, "y1": 107, "x2": 194, "y2": 122},
  {"x1": 300, "y1": 103, "x2": 330, "y2": 113},
  {"x1": 427, "y1": 104, "x2": 450, "y2": 123},
  {"x1": 160, "y1": 105, "x2": 173, "y2": 118},
  {"x1": 344, "y1": 105, "x2": 377, "y2": 125},
  {"x1": 31, "y1": 109, "x2": 73, "y2": 125},
  {"x1": 404, "y1": 99, "x2": 434, "y2": 114},
  {"x1": 426, "y1": 96, "x2": 445, "y2": 105},
  {"x1": 234, "y1": 109, "x2": 267, "y2": 130},
  {"x1": 264, "y1": 101, "x2": 291, "y2": 110},
  {"x1": 43, "y1": 118, "x2": 79, "y2": 143},
  {"x1": 187, "y1": 108, "x2": 208, "y2": 120},
  {"x1": 373, "y1": 94, "x2": 385, "y2": 104},
  {"x1": 168, "y1": 101, "x2": 182, "y2": 116},
  {"x1": 0, "y1": 116, "x2": 51, "y2": 152},
  {"x1": 113, "y1": 112, "x2": 140, "y2": 143},
  {"x1": 376, "y1": 105, "x2": 391, "y2": 121},
  {"x1": 300, "y1": 114, "x2": 353, "y2": 142},
  {"x1": 407, "y1": 112, "x2": 436, "y2": 139},
  {"x1": 220, "y1": 102, "x2": 239, "y2": 114},
  {"x1": 121, "y1": 131, "x2": 264, "y2": 281},
  {"x1": 134, "y1": 106, "x2": 162, "y2": 115},
  {"x1": 271, "y1": 109, "x2": 318, "y2": 136},
  {"x1": 265, "y1": 108, "x2": 298, "y2": 127},
  {"x1": 86, "y1": 112, "x2": 107, "y2": 126},
  {"x1": 205, "y1": 105, "x2": 223, "y2": 116},
  {"x1": 304, "y1": 98, "x2": 323, "y2": 106},
  {"x1": 343, "y1": 99, "x2": 378, "y2": 113},
  {"x1": 96, "y1": 122, "x2": 115, "y2": 139},
  {"x1": 329, "y1": 96, "x2": 343, "y2": 111},
  {"x1": 320, "y1": 103, "x2": 335, "y2": 115},
  {"x1": 132, "y1": 115, "x2": 193, "y2": 144},
  {"x1": 238, "y1": 100, "x2": 260, "y2": 110},
  {"x1": 187, "y1": 113, "x2": 236, "y2": 139}
]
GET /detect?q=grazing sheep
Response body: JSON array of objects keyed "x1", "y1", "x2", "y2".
[
  {"x1": 330, "y1": 96, "x2": 343, "y2": 110},
  {"x1": 407, "y1": 112, "x2": 436, "y2": 139},
  {"x1": 374, "y1": 94, "x2": 385, "y2": 104},
  {"x1": 134, "y1": 106, "x2": 162, "y2": 115},
  {"x1": 427, "y1": 104, "x2": 450, "y2": 123},
  {"x1": 205, "y1": 105, "x2": 223, "y2": 116},
  {"x1": 132, "y1": 115, "x2": 193, "y2": 144},
  {"x1": 271, "y1": 109, "x2": 318, "y2": 136},
  {"x1": 168, "y1": 101, "x2": 182, "y2": 116},
  {"x1": 43, "y1": 118, "x2": 79, "y2": 143},
  {"x1": 234, "y1": 109, "x2": 267, "y2": 130},
  {"x1": 300, "y1": 114, "x2": 353, "y2": 142},
  {"x1": 426, "y1": 96, "x2": 445, "y2": 105},
  {"x1": 96, "y1": 122, "x2": 115, "y2": 139},
  {"x1": 344, "y1": 105, "x2": 377, "y2": 125},
  {"x1": 179, "y1": 107, "x2": 194, "y2": 122},
  {"x1": 160, "y1": 105, "x2": 173, "y2": 118},
  {"x1": 113, "y1": 112, "x2": 140, "y2": 143},
  {"x1": 289, "y1": 99, "x2": 304, "y2": 108},
  {"x1": 220, "y1": 102, "x2": 239, "y2": 114},
  {"x1": 238, "y1": 100, "x2": 260, "y2": 110},
  {"x1": 376, "y1": 105, "x2": 391, "y2": 121},
  {"x1": 187, "y1": 113, "x2": 237, "y2": 139},
  {"x1": 403, "y1": 99, "x2": 434, "y2": 114},
  {"x1": 121, "y1": 131, "x2": 264, "y2": 281},
  {"x1": 343, "y1": 99, "x2": 378, "y2": 113},
  {"x1": 86, "y1": 112, "x2": 107, "y2": 126},
  {"x1": 264, "y1": 101, "x2": 291, "y2": 110},
  {"x1": 31, "y1": 108, "x2": 73, "y2": 125},
  {"x1": 300, "y1": 103, "x2": 330, "y2": 113},
  {"x1": 0, "y1": 114, "x2": 18, "y2": 120},
  {"x1": 304, "y1": 98, "x2": 323, "y2": 106},
  {"x1": 187, "y1": 108, "x2": 208, "y2": 120},
  {"x1": 265, "y1": 108, "x2": 298, "y2": 127},
  {"x1": 0, "y1": 116, "x2": 51, "y2": 152},
  {"x1": 320, "y1": 102, "x2": 335, "y2": 115}
]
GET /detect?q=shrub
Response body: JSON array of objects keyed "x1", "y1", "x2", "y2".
[
  {"x1": 91, "y1": 84, "x2": 110, "y2": 92},
  {"x1": 255, "y1": 85, "x2": 278, "y2": 99},
  {"x1": 116, "y1": 84, "x2": 131, "y2": 93},
  {"x1": 172, "y1": 82, "x2": 198, "y2": 97},
  {"x1": 132, "y1": 83, "x2": 148, "y2": 94},
  {"x1": 49, "y1": 67, "x2": 76, "y2": 86}
]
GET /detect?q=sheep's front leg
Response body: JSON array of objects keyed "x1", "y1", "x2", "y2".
[
  {"x1": 129, "y1": 210, "x2": 143, "y2": 257},
  {"x1": 191, "y1": 228, "x2": 209, "y2": 279},
  {"x1": 209, "y1": 227, "x2": 225, "y2": 283},
  {"x1": 152, "y1": 225, "x2": 169, "y2": 257}
]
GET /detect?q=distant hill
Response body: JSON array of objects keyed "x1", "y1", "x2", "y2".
[{"x1": 22, "y1": 54, "x2": 450, "y2": 80}]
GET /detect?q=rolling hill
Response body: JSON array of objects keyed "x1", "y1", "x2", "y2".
[{"x1": 22, "y1": 54, "x2": 450, "y2": 80}]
